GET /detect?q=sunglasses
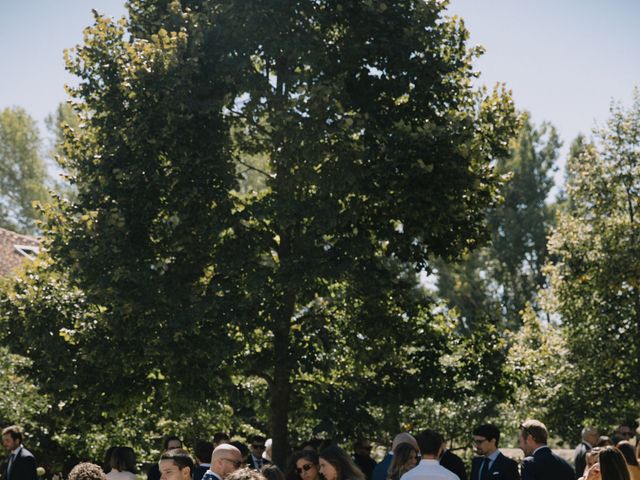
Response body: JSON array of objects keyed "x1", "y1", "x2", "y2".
[
  {"x1": 297, "y1": 464, "x2": 314, "y2": 475},
  {"x1": 222, "y1": 458, "x2": 243, "y2": 468}
]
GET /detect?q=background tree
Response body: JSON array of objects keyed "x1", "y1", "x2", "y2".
[
  {"x1": 436, "y1": 113, "x2": 559, "y2": 331},
  {"x1": 0, "y1": 107, "x2": 50, "y2": 234},
  {"x1": 1, "y1": 0, "x2": 517, "y2": 467},
  {"x1": 546, "y1": 90, "x2": 640, "y2": 440}
]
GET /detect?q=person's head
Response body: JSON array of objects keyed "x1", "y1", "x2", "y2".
[
  {"x1": 214, "y1": 433, "x2": 231, "y2": 448},
  {"x1": 518, "y1": 420, "x2": 548, "y2": 456},
  {"x1": 68, "y1": 463, "x2": 107, "y2": 480},
  {"x1": 597, "y1": 437, "x2": 614, "y2": 447},
  {"x1": 110, "y1": 447, "x2": 137, "y2": 473},
  {"x1": 387, "y1": 443, "x2": 419, "y2": 480},
  {"x1": 615, "y1": 441, "x2": 639, "y2": 467},
  {"x1": 290, "y1": 450, "x2": 320, "y2": 480},
  {"x1": 300, "y1": 440, "x2": 319, "y2": 453},
  {"x1": 226, "y1": 468, "x2": 266, "y2": 480},
  {"x1": 319, "y1": 445, "x2": 365, "y2": 480},
  {"x1": 582, "y1": 427, "x2": 600, "y2": 446},
  {"x1": 586, "y1": 448, "x2": 602, "y2": 469},
  {"x1": 391, "y1": 433, "x2": 418, "y2": 453},
  {"x1": 261, "y1": 465, "x2": 285, "y2": 480},
  {"x1": 103, "y1": 447, "x2": 117, "y2": 474},
  {"x1": 472, "y1": 424, "x2": 500, "y2": 456},
  {"x1": 212, "y1": 443, "x2": 243, "y2": 478},
  {"x1": 353, "y1": 438, "x2": 373, "y2": 458},
  {"x1": 416, "y1": 430, "x2": 443, "y2": 459},
  {"x1": 598, "y1": 447, "x2": 631, "y2": 480},
  {"x1": 250, "y1": 436, "x2": 267, "y2": 459},
  {"x1": 195, "y1": 440, "x2": 214, "y2": 464},
  {"x1": 615, "y1": 424, "x2": 636, "y2": 442},
  {"x1": 2, "y1": 425, "x2": 23, "y2": 451},
  {"x1": 229, "y1": 441, "x2": 249, "y2": 463},
  {"x1": 163, "y1": 436, "x2": 183, "y2": 452},
  {"x1": 159, "y1": 449, "x2": 194, "y2": 480}
]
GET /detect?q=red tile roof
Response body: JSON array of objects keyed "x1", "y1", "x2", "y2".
[{"x1": 0, "y1": 227, "x2": 40, "y2": 277}]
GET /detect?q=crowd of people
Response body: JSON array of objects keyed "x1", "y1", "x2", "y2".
[{"x1": 2, "y1": 419, "x2": 639, "y2": 480}]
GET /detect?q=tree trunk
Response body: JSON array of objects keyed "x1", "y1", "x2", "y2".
[{"x1": 270, "y1": 288, "x2": 295, "y2": 468}]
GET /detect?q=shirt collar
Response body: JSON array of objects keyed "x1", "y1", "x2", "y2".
[
  {"x1": 486, "y1": 450, "x2": 500, "y2": 461},
  {"x1": 533, "y1": 446, "x2": 550, "y2": 455}
]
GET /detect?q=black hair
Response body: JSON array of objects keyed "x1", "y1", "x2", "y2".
[
  {"x1": 160, "y1": 448, "x2": 194, "y2": 473},
  {"x1": 416, "y1": 430, "x2": 442, "y2": 456},
  {"x1": 473, "y1": 424, "x2": 501, "y2": 447}
]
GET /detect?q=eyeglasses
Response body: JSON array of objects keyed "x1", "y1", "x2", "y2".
[
  {"x1": 252, "y1": 444, "x2": 266, "y2": 450},
  {"x1": 297, "y1": 464, "x2": 314, "y2": 475},
  {"x1": 519, "y1": 424, "x2": 531, "y2": 438},
  {"x1": 222, "y1": 458, "x2": 242, "y2": 469},
  {"x1": 473, "y1": 438, "x2": 488, "y2": 445}
]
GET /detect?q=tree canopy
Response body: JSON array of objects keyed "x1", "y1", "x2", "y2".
[
  {"x1": 0, "y1": 107, "x2": 50, "y2": 234},
  {"x1": 1, "y1": 0, "x2": 518, "y2": 467},
  {"x1": 546, "y1": 90, "x2": 640, "y2": 437}
]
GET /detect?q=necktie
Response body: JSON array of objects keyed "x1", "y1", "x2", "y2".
[
  {"x1": 480, "y1": 457, "x2": 491, "y2": 480},
  {"x1": 7, "y1": 453, "x2": 16, "y2": 478}
]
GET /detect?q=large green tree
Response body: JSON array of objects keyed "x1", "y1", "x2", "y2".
[
  {"x1": 437, "y1": 113, "x2": 559, "y2": 331},
  {"x1": 1, "y1": 0, "x2": 516, "y2": 465},
  {"x1": 0, "y1": 107, "x2": 50, "y2": 234},
  {"x1": 546, "y1": 90, "x2": 640, "y2": 438}
]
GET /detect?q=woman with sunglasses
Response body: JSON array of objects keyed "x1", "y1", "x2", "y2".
[
  {"x1": 319, "y1": 445, "x2": 365, "y2": 480},
  {"x1": 286, "y1": 451, "x2": 321, "y2": 480}
]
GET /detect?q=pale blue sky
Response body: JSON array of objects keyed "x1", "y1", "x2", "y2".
[{"x1": 1, "y1": 1, "x2": 639, "y2": 182}]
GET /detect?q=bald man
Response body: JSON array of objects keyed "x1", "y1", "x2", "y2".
[
  {"x1": 203, "y1": 444, "x2": 243, "y2": 480},
  {"x1": 573, "y1": 427, "x2": 599, "y2": 479}
]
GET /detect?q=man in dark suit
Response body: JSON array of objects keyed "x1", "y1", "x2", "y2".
[
  {"x1": 2, "y1": 425, "x2": 37, "y2": 480},
  {"x1": 247, "y1": 436, "x2": 270, "y2": 471},
  {"x1": 518, "y1": 420, "x2": 574, "y2": 480},
  {"x1": 440, "y1": 448, "x2": 467, "y2": 480},
  {"x1": 573, "y1": 427, "x2": 599, "y2": 479},
  {"x1": 353, "y1": 438, "x2": 377, "y2": 480},
  {"x1": 470, "y1": 424, "x2": 519, "y2": 480}
]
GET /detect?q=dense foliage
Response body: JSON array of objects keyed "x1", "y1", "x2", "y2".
[
  {"x1": 546, "y1": 91, "x2": 640, "y2": 438},
  {"x1": 0, "y1": 0, "x2": 518, "y2": 468},
  {"x1": 0, "y1": 107, "x2": 50, "y2": 234}
]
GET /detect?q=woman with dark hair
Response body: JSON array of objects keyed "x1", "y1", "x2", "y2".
[
  {"x1": 585, "y1": 446, "x2": 630, "y2": 480},
  {"x1": 319, "y1": 446, "x2": 365, "y2": 480},
  {"x1": 286, "y1": 451, "x2": 320, "y2": 480},
  {"x1": 106, "y1": 447, "x2": 137, "y2": 480},
  {"x1": 262, "y1": 465, "x2": 286, "y2": 480},
  {"x1": 616, "y1": 442, "x2": 640, "y2": 480},
  {"x1": 386, "y1": 443, "x2": 418, "y2": 480}
]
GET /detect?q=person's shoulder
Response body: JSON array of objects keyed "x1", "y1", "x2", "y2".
[
  {"x1": 203, "y1": 471, "x2": 221, "y2": 480},
  {"x1": 496, "y1": 452, "x2": 518, "y2": 465},
  {"x1": 521, "y1": 455, "x2": 535, "y2": 465},
  {"x1": 19, "y1": 447, "x2": 36, "y2": 459},
  {"x1": 437, "y1": 464, "x2": 460, "y2": 480}
]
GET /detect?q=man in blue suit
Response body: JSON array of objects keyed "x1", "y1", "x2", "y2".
[
  {"x1": 518, "y1": 420, "x2": 574, "y2": 480},
  {"x1": 470, "y1": 424, "x2": 519, "y2": 480}
]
